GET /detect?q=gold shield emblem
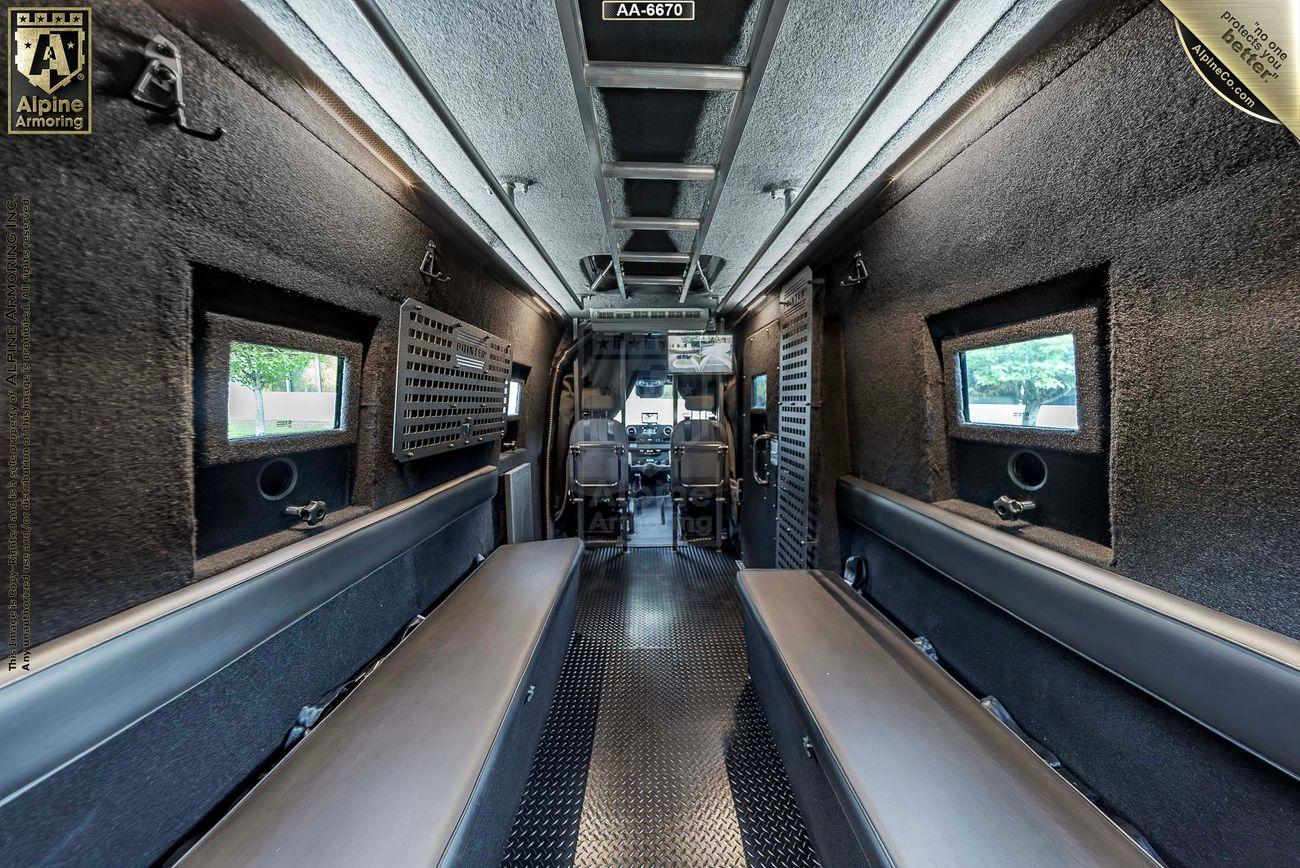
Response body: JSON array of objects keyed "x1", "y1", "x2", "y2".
[{"x1": 13, "y1": 10, "x2": 85, "y2": 95}]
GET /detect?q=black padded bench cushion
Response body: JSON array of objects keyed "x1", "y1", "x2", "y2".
[
  {"x1": 179, "y1": 538, "x2": 582, "y2": 868},
  {"x1": 738, "y1": 568, "x2": 1155, "y2": 867}
]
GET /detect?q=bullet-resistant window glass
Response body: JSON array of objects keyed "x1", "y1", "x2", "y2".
[
  {"x1": 940, "y1": 305, "x2": 1102, "y2": 454},
  {"x1": 196, "y1": 312, "x2": 363, "y2": 467},
  {"x1": 503, "y1": 378, "x2": 524, "y2": 421},
  {"x1": 227, "y1": 342, "x2": 343, "y2": 440},
  {"x1": 957, "y1": 334, "x2": 1078, "y2": 431}
]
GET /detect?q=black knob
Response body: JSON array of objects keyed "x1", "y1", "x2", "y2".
[{"x1": 285, "y1": 500, "x2": 328, "y2": 526}]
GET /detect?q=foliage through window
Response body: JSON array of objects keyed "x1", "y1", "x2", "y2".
[
  {"x1": 617, "y1": 380, "x2": 701, "y2": 424},
  {"x1": 958, "y1": 334, "x2": 1078, "y2": 430},
  {"x1": 228, "y1": 341, "x2": 341, "y2": 439}
]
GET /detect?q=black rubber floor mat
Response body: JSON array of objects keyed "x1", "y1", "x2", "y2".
[{"x1": 503, "y1": 547, "x2": 820, "y2": 867}]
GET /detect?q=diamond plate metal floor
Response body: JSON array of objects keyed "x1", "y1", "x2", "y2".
[{"x1": 503, "y1": 547, "x2": 820, "y2": 867}]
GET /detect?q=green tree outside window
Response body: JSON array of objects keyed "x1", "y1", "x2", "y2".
[
  {"x1": 229, "y1": 342, "x2": 317, "y2": 436},
  {"x1": 962, "y1": 334, "x2": 1077, "y2": 427}
]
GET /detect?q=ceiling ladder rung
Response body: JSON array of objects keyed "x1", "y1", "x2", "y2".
[
  {"x1": 611, "y1": 216, "x2": 701, "y2": 232},
  {"x1": 621, "y1": 275, "x2": 687, "y2": 286},
  {"x1": 584, "y1": 61, "x2": 745, "y2": 91},
  {"x1": 602, "y1": 162, "x2": 717, "y2": 182},
  {"x1": 617, "y1": 251, "x2": 692, "y2": 264}
]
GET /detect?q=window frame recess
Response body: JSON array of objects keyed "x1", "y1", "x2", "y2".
[
  {"x1": 196, "y1": 313, "x2": 364, "y2": 466},
  {"x1": 941, "y1": 306, "x2": 1104, "y2": 454}
]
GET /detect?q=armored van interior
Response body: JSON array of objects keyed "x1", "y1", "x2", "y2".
[{"x1": 2, "y1": 0, "x2": 1298, "y2": 866}]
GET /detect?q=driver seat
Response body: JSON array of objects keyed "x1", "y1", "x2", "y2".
[
  {"x1": 670, "y1": 394, "x2": 730, "y2": 550},
  {"x1": 568, "y1": 387, "x2": 629, "y2": 548}
]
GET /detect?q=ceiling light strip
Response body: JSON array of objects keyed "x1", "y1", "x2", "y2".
[
  {"x1": 718, "y1": 0, "x2": 963, "y2": 311},
  {"x1": 678, "y1": 0, "x2": 791, "y2": 304},
  {"x1": 352, "y1": 0, "x2": 583, "y2": 310},
  {"x1": 555, "y1": 0, "x2": 628, "y2": 299}
]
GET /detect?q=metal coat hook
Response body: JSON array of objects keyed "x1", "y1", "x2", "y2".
[
  {"x1": 419, "y1": 241, "x2": 451, "y2": 283},
  {"x1": 840, "y1": 251, "x2": 869, "y2": 287},
  {"x1": 131, "y1": 36, "x2": 224, "y2": 141}
]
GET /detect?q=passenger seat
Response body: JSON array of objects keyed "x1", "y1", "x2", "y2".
[
  {"x1": 670, "y1": 393, "x2": 730, "y2": 548},
  {"x1": 568, "y1": 387, "x2": 630, "y2": 545},
  {"x1": 739, "y1": 567, "x2": 1158, "y2": 867},
  {"x1": 177, "y1": 538, "x2": 582, "y2": 868}
]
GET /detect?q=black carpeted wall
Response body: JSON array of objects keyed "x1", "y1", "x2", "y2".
[
  {"x1": 739, "y1": 0, "x2": 1300, "y2": 636},
  {"x1": 0, "y1": 0, "x2": 563, "y2": 646},
  {"x1": 733, "y1": 3, "x2": 1300, "y2": 864}
]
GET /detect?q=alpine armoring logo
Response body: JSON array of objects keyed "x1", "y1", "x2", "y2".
[{"x1": 8, "y1": 7, "x2": 92, "y2": 134}]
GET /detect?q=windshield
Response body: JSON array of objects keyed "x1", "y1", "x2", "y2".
[{"x1": 618, "y1": 381, "x2": 688, "y2": 424}]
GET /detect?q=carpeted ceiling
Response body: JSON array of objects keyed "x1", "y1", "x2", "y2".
[{"x1": 244, "y1": 0, "x2": 1078, "y2": 311}]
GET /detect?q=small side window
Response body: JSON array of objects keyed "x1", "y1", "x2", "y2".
[
  {"x1": 503, "y1": 378, "x2": 524, "y2": 421},
  {"x1": 941, "y1": 307, "x2": 1101, "y2": 454},
  {"x1": 501, "y1": 365, "x2": 530, "y2": 452},
  {"x1": 228, "y1": 342, "x2": 343, "y2": 440},
  {"x1": 957, "y1": 333, "x2": 1078, "y2": 432},
  {"x1": 195, "y1": 312, "x2": 363, "y2": 467},
  {"x1": 751, "y1": 372, "x2": 768, "y2": 412},
  {"x1": 935, "y1": 297, "x2": 1109, "y2": 547}
]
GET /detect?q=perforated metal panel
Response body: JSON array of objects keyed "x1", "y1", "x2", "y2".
[
  {"x1": 775, "y1": 271, "x2": 815, "y2": 570},
  {"x1": 391, "y1": 299, "x2": 512, "y2": 461}
]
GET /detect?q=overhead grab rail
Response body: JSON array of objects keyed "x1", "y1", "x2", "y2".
[
  {"x1": 352, "y1": 0, "x2": 582, "y2": 311},
  {"x1": 555, "y1": 0, "x2": 629, "y2": 299},
  {"x1": 719, "y1": 0, "x2": 963, "y2": 311},
  {"x1": 677, "y1": 0, "x2": 790, "y2": 303},
  {"x1": 555, "y1": 0, "x2": 790, "y2": 304},
  {"x1": 602, "y1": 162, "x2": 717, "y2": 182}
]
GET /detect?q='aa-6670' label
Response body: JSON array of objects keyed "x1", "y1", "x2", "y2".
[{"x1": 601, "y1": 2, "x2": 695, "y2": 21}]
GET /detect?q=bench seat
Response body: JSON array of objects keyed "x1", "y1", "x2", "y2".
[
  {"x1": 739, "y1": 568, "x2": 1156, "y2": 867},
  {"x1": 179, "y1": 538, "x2": 582, "y2": 868}
]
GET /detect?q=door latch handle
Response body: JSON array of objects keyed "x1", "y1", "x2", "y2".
[{"x1": 751, "y1": 432, "x2": 777, "y2": 486}]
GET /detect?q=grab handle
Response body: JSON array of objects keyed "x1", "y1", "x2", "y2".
[{"x1": 752, "y1": 433, "x2": 777, "y2": 486}]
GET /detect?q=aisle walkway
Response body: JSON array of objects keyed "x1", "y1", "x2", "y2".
[{"x1": 502, "y1": 547, "x2": 819, "y2": 867}]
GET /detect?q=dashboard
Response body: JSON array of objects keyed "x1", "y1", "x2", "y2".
[
  {"x1": 626, "y1": 424, "x2": 672, "y2": 476},
  {"x1": 626, "y1": 424, "x2": 673, "y2": 442}
]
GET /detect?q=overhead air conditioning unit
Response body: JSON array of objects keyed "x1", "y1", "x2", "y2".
[{"x1": 586, "y1": 308, "x2": 711, "y2": 333}]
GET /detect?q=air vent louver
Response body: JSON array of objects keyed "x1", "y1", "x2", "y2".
[{"x1": 587, "y1": 308, "x2": 710, "y2": 332}]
